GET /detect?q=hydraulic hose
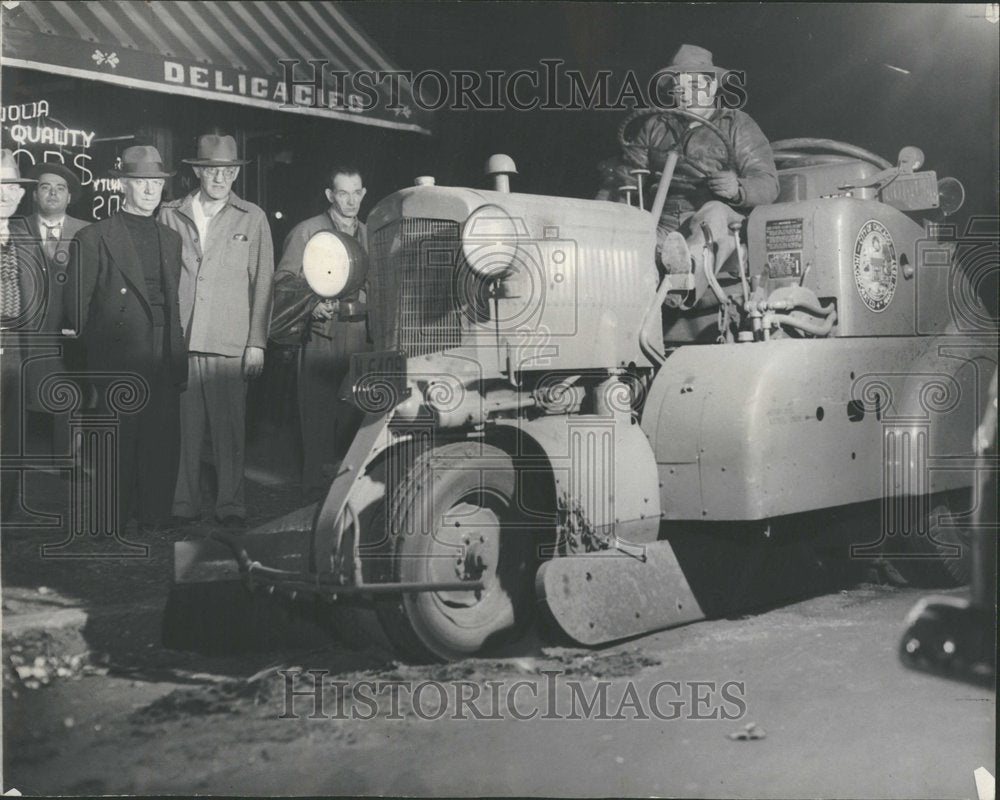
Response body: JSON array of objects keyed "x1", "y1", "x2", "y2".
[
  {"x1": 767, "y1": 296, "x2": 836, "y2": 317},
  {"x1": 770, "y1": 310, "x2": 838, "y2": 337}
]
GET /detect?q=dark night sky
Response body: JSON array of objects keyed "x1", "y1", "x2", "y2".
[{"x1": 345, "y1": 2, "x2": 999, "y2": 220}]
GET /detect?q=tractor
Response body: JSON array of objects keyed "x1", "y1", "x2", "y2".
[{"x1": 168, "y1": 110, "x2": 994, "y2": 662}]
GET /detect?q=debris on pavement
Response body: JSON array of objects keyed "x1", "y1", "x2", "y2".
[{"x1": 729, "y1": 722, "x2": 767, "y2": 741}]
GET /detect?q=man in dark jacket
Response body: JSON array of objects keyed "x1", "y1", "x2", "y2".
[
  {"x1": 274, "y1": 165, "x2": 370, "y2": 498},
  {"x1": 73, "y1": 146, "x2": 187, "y2": 532},
  {"x1": 604, "y1": 45, "x2": 779, "y2": 283},
  {"x1": 23, "y1": 162, "x2": 89, "y2": 457}
]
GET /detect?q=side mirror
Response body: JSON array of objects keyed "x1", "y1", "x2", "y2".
[{"x1": 936, "y1": 177, "x2": 966, "y2": 217}]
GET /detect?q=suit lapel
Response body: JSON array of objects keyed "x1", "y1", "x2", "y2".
[
  {"x1": 24, "y1": 216, "x2": 51, "y2": 269},
  {"x1": 103, "y1": 214, "x2": 151, "y2": 312}
]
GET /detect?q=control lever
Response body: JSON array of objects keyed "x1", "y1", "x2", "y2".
[
  {"x1": 729, "y1": 220, "x2": 749, "y2": 306},
  {"x1": 649, "y1": 151, "x2": 680, "y2": 229},
  {"x1": 630, "y1": 168, "x2": 650, "y2": 209}
]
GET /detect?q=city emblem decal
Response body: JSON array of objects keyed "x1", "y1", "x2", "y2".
[{"x1": 853, "y1": 219, "x2": 898, "y2": 312}]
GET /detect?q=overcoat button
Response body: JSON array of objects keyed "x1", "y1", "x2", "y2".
[{"x1": 120, "y1": 288, "x2": 127, "y2": 294}]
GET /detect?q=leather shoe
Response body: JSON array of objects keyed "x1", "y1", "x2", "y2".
[{"x1": 216, "y1": 515, "x2": 246, "y2": 530}]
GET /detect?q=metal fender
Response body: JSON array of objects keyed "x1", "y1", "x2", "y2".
[
  {"x1": 641, "y1": 336, "x2": 991, "y2": 521},
  {"x1": 494, "y1": 414, "x2": 662, "y2": 546},
  {"x1": 173, "y1": 412, "x2": 399, "y2": 586},
  {"x1": 312, "y1": 411, "x2": 402, "y2": 574}
]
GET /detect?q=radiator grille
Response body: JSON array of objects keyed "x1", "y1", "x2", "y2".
[{"x1": 370, "y1": 218, "x2": 461, "y2": 356}]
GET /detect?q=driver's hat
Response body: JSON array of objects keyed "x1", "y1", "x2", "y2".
[{"x1": 661, "y1": 44, "x2": 729, "y2": 81}]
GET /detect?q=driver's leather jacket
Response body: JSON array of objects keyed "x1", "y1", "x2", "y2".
[{"x1": 602, "y1": 107, "x2": 779, "y2": 216}]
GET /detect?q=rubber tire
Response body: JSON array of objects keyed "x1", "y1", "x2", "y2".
[{"x1": 374, "y1": 442, "x2": 536, "y2": 662}]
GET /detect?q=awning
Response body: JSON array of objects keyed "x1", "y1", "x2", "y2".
[{"x1": 1, "y1": 0, "x2": 432, "y2": 135}]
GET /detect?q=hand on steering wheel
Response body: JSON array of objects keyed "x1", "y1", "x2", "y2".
[
  {"x1": 619, "y1": 107, "x2": 738, "y2": 217},
  {"x1": 619, "y1": 107, "x2": 738, "y2": 207}
]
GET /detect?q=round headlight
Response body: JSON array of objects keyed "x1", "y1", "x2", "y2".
[
  {"x1": 461, "y1": 204, "x2": 520, "y2": 279},
  {"x1": 303, "y1": 230, "x2": 369, "y2": 298}
]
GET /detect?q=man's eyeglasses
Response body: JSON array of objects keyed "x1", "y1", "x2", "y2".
[{"x1": 199, "y1": 166, "x2": 239, "y2": 180}]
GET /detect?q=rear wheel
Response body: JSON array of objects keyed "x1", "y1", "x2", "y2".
[{"x1": 374, "y1": 442, "x2": 536, "y2": 662}]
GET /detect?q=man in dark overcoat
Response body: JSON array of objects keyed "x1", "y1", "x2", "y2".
[{"x1": 72, "y1": 145, "x2": 187, "y2": 531}]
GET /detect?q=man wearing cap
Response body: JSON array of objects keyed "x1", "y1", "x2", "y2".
[
  {"x1": 0, "y1": 149, "x2": 41, "y2": 517},
  {"x1": 72, "y1": 145, "x2": 187, "y2": 532},
  {"x1": 604, "y1": 44, "x2": 778, "y2": 285},
  {"x1": 274, "y1": 165, "x2": 369, "y2": 498},
  {"x1": 158, "y1": 134, "x2": 274, "y2": 528},
  {"x1": 22, "y1": 162, "x2": 88, "y2": 456}
]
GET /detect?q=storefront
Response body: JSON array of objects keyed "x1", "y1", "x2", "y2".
[
  {"x1": 2, "y1": 0, "x2": 433, "y2": 440},
  {"x1": 1, "y1": 0, "x2": 433, "y2": 239}
]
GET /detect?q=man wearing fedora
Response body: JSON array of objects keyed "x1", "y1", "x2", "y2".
[
  {"x1": 274, "y1": 164, "x2": 370, "y2": 499},
  {"x1": 158, "y1": 134, "x2": 273, "y2": 528},
  {"x1": 72, "y1": 145, "x2": 187, "y2": 532},
  {"x1": 1, "y1": 149, "x2": 41, "y2": 518},
  {"x1": 605, "y1": 44, "x2": 778, "y2": 286},
  {"x1": 22, "y1": 161, "x2": 88, "y2": 457}
]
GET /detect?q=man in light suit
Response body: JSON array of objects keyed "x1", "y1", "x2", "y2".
[
  {"x1": 159, "y1": 134, "x2": 274, "y2": 528},
  {"x1": 24, "y1": 162, "x2": 88, "y2": 456}
]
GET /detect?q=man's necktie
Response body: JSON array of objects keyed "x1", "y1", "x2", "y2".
[{"x1": 43, "y1": 223, "x2": 59, "y2": 259}]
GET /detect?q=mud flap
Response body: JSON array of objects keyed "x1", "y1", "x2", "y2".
[{"x1": 535, "y1": 540, "x2": 705, "y2": 646}]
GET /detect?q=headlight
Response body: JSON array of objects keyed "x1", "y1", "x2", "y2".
[
  {"x1": 303, "y1": 230, "x2": 369, "y2": 298},
  {"x1": 461, "y1": 204, "x2": 520, "y2": 279}
]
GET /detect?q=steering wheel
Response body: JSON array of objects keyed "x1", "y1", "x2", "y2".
[
  {"x1": 617, "y1": 107, "x2": 738, "y2": 194},
  {"x1": 770, "y1": 138, "x2": 892, "y2": 170}
]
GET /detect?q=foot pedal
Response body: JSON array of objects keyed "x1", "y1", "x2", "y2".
[{"x1": 536, "y1": 541, "x2": 705, "y2": 646}]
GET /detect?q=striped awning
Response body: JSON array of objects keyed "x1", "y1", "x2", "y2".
[{"x1": 1, "y1": 0, "x2": 432, "y2": 134}]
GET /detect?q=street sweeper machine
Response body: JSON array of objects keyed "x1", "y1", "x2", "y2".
[{"x1": 168, "y1": 111, "x2": 993, "y2": 662}]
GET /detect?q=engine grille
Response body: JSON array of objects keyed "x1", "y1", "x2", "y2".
[{"x1": 370, "y1": 218, "x2": 462, "y2": 356}]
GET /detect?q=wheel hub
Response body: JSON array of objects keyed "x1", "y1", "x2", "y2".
[{"x1": 432, "y1": 502, "x2": 501, "y2": 607}]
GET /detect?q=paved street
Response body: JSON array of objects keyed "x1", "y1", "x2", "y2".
[{"x1": 2, "y1": 471, "x2": 994, "y2": 797}]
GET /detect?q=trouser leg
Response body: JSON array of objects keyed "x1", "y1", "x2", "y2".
[
  {"x1": 134, "y1": 329, "x2": 180, "y2": 526},
  {"x1": 685, "y1": 200, "x2": 744, "y2": 275},
  {"x1": 1, "y1": 347, "x2": 23, "y2": 520},
  {"x1": 299, "y1": 340, "x2": 342, "y2": 491},
  {"x1": 202, "y1": 354, "x2": 246, "y2": 520},
  {"x1": 172, "y1": 355, "x2": 207, "y2": 517}
]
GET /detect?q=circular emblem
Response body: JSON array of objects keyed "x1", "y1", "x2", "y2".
[{"x1": 853, "y1": 220, "x2": 897, "y2": 312}]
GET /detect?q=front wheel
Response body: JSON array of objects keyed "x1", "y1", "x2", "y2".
[{"x1": 374, "y1": 442, "x2": 537, "y2": 662}]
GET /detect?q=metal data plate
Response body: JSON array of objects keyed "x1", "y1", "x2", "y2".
[
  {"x1": 880, "y1": 171, "x2": 939, "y2": 211},
  {"x1": 351, "y1": 349, "x2": 409, "y2": 411}
]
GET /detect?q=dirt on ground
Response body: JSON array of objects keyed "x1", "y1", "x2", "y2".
[{"x1": 2, "y1": 469, "x2": 995, "y2": 797}]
